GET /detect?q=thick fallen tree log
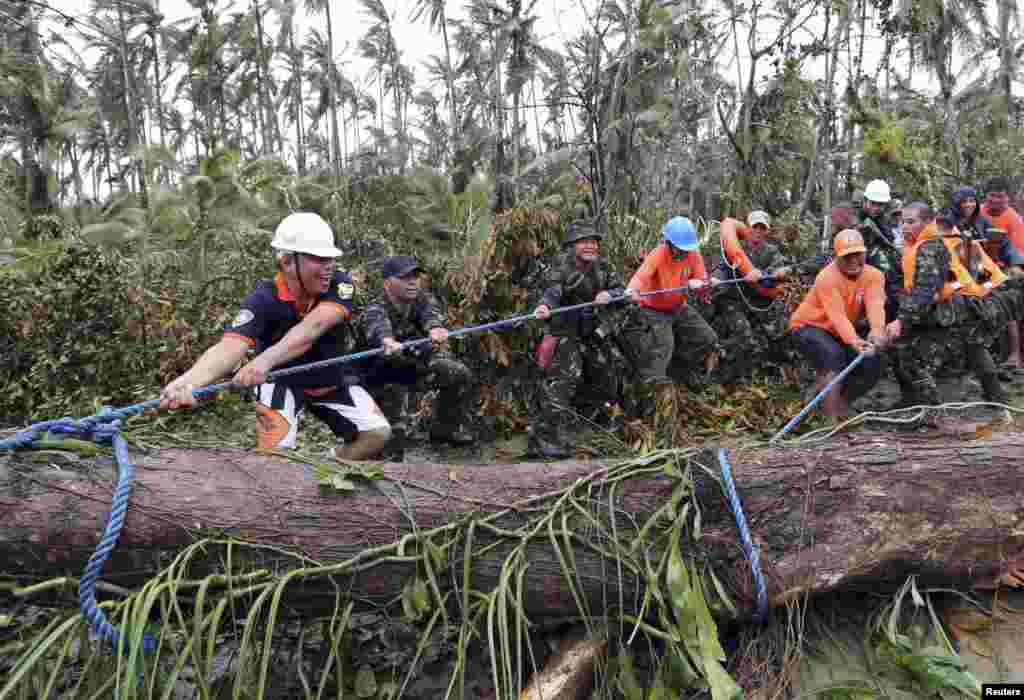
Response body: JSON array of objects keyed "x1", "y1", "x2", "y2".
[{"x1": 2, "y1": 430, "x2": 1024, "y2": 620}]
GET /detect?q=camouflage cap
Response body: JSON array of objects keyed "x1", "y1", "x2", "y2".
[{"x1": 563, "y1": 219, "x2": 603, "y2": 246}]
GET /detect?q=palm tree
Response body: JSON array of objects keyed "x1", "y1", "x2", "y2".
[
  {"x1": 410, "y1": 0, "x2": 459, "y2": 154},
  {"x1": 275, "y1": 0, "x2": 306, "y2": 173},
  {"x1": 304, "y1": 0, "x2": 342, "y2": 178},
  {"x1": 537, "y1": 47, "x2": 570, "y2": 143},
  {"x1": 413, "y1": 89, "x2": 446, "y2": 166},
  {"x1": 0, "y1": 0, "x2": 51, "y2": 212},
  {"x1": 993, "y1": 0, "x2": 1022, "y2": 130},
  {"x1": 893, "y1": 0, "x2": 988, "y2": 170},
  {"x1": 304, "y1": 28, "x2": 346, "y2": 169},
  {"x1": 248, "y1": 0, "x2": 277, "y2": 155},
  {"x1": 170, "y1": 0, "x2": 234, "y2": 158},
  {"x1": 358, "y1": 0, "x2": 398, "y2": 138},
  {"x1": 83, "y1": 0, "x2": 156, "y2": 198},
  {"x1": 141, "y1": 3, "x2": 178, "y2": 184}
]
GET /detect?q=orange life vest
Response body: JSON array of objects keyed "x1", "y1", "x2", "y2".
[{"x1": 902, "y1": 224, "x2": 1006, "y2": 301}]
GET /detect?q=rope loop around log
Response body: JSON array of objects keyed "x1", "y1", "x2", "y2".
[
  {"x1": 717, "y1": 447, "x2": 769, "y2": 622},
  {"x1": 0, "y1": 413, "x2": 157, "y2": 656}
]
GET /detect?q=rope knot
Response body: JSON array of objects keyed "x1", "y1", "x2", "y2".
[{"x1": 71, "y1": 410, "x2": 123, "y2": 444}]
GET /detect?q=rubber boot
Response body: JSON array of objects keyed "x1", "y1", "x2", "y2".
[
  {"x1": 430, "y1": 390, "x2": 476, "y2": 446},
  {"x1": 888, "y1": 359, "x2": 923, "y2": 410},
  {"x1": 429, "y1": 423, "x2": 476, "y2": 446},
  {"x1": 980, "y1": 373, "x2": 1010, "y2": 403},
  {"x1": 968, "y1": 343, "x2": 1010, "y2": 403},
  {"x1": 843, "y1": 353, "x2": 885, "y2": 406}
]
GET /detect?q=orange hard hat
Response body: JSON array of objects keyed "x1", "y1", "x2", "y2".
[{"x1": 834, "y1": 228, "x2": 867, "y2": 257}]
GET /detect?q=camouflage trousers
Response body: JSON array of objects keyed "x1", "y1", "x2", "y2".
[
  {"x1": 891, "y1": 289, "x2": 1024, "y2": 404},
  {"x1": 892, "y1": 326, "x2": 993, "y2": 405},
  {"x1": 620, "y1": 305, "x2": 719, "y2": 385},
  {"x1": 530, "y1": 333, "x2": 625, "y2": 450},
  {"x1": 709, "y1": 296, "x2": 791, "y2": 383},
  {"x1": 372, "y1": 353, "x2": 474, "y2": 434},
  {"x1": 891, "y1": 283, "x2": 1024, "y2": 402}
]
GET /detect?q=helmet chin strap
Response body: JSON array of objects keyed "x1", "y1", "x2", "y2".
[{"x1": 292, "y1": 253, "x2": 310, "y2": 302}]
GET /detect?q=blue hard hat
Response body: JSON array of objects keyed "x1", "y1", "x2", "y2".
[{"x1": 662, "y1": 216, "x2": 698, "y2": 251}]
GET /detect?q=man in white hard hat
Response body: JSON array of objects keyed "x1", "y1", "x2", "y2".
[
  {"x1": 857, "y1": 179, "x2": 904, "y2": 319},
  {"x1": 159, "y1": 212, "x2": 392, "y2": 460}
]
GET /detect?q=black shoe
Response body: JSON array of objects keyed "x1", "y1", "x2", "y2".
[
  {"x1": 429, "y1": 425, "x2": 476, "y2": 446},
  {"x1": 980, "y1": 373, "x2": 1010, "y2": 404}
]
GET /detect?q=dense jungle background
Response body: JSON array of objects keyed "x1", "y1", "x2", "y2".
[{"x1": 4, "y1": 0, "x2": 1024, "y2": 698}]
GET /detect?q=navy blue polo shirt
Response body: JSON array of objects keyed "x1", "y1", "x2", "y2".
[{"x1": 224, "y1": 271, "x2": 358, "y2": 389}]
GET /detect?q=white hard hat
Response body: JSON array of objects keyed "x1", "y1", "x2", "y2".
[
  {"x1": 271, "y1": 212, "x2": 343, "y2": 257},
  {"x1": 863, "y1": 179, "x2": 891, "y2": 204},
  {"x1": 747, "y1": 210, "x2": 771, "y2": 228}
]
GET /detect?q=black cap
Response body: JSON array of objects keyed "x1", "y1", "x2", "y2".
[{"x1": 382, "y1": 255, "x2": 424, "y2": 279}]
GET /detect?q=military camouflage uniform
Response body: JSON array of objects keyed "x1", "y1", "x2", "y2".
[
  {"x1": 362, "y1": 291, "x2": 474, "y2": 438},
  {"x1": 529, "y1": 251, "x2": 627, "y2": 453},
  {"x1": 623, "y1": 304, "x2": 719, "y2": 387},
  {"x1": 856, "y1": 210, "x2": 923, "y2": 396},
  {"x1": 709, "y1": 239, "x2": 817, "y2": 383},
  {"x1": 893, "y1": 237, "x2": 1024, "y2": 405},
  {"x1": 857, "y1": 212, "x2": 904, "y2": 320}
]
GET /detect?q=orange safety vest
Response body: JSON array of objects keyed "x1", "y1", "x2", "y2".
[
  {"x1": 719, "y1": 218, "x2": 785, "y2": 299},
  {"x1": 902, "y1": 224, "x2": 1006, "y2": 301}
]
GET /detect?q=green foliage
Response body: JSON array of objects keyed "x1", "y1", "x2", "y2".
[
  {"x1": 0, "y1": 244, "x2": 147, "y2": 421},
  {"x1": 0, "y1": 161, "x2": 25, "y2": 241},
  {"x1": 796, "y1": 578, "x2": 984, "y2": 700},
  {"x1": 722, "y1": 60, "x2": 817, "y2": 211},
  {"x1": 18, "y1": 213, "x2": 72, "y2": 242},
  {"x1": 858, "y1": 109, "x2": 941, "y2": 203},
  {"x1": 0, "y1": 231, "x2": 271, "y2": 423}
]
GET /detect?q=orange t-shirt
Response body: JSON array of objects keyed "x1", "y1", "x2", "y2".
[
  {"x1": 789, "y1": 262, "x2": 886, "y2": 345},
  {"x1": 627, "y1": 242, "x2": 708, "y2": 313},
  {"x1": 981, "y1": 204, "x2": 1024, "y2": 257},
  {"x1": 719, "y1": 217, "x2": 784, "y2": 299}
]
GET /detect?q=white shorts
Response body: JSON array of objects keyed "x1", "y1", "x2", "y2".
[{"x1": 255, "y1": 382, "x2": 390, "y2": 449}]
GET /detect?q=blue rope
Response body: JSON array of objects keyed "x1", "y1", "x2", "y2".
[
  {"x1": 710, "y1": 349, "x2": 870, "y2": 622},
  {"x1": 769, "y1": 351, "x2": 870, "y2": 444},
  {"x1": 0, "y1": 282, "x2": 698, "y2": 653},
  {"x1": 0, "y1": 412, "x2": 158, "y2": 655},
  {"x1": 715, "y1": 349, "x2": 870, "y2": 622},
  {"x1": 717, "y1": 447, "x2": 769, "y2": 623}
]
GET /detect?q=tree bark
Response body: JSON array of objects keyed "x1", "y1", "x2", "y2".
[
  {"x1": 251, "y1": 0, "x2": 271, "y2": 156},
  {"x1": 324, "y1": 0, "x2": 342, "y2": 179},
  {"x1": 439, "y1": 5, "x2": 459, "y2": 156},
  {"x1": 288, "y1": 25, "x2": 306, "y2": 176},
  {"x1": 3, "y1": 432, "x2": 1023, "y2": 620}
]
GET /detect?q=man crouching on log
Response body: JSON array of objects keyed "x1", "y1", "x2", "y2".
[
  {"x1": 788, "y1": 229, "x2": 890, "y2": 419},
  {"x1": 887, "y1": 201, "x2": 1024, "y2": 408},
  {"x1": 159, "y1": 212, "x2": 392, "y2": 459}
]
